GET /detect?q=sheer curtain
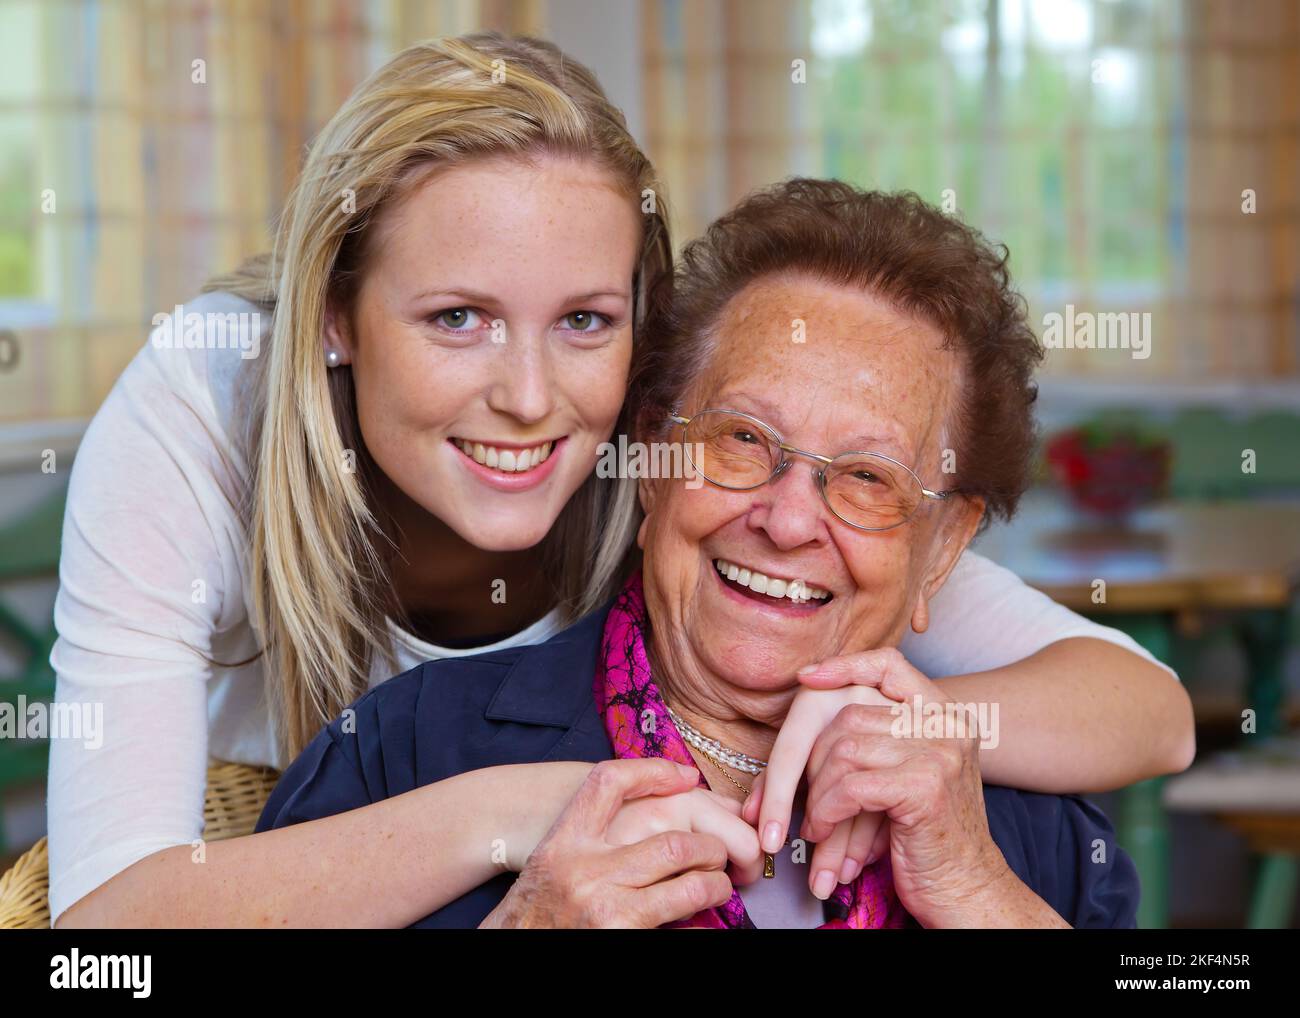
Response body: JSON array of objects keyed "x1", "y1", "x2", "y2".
[
  {"x1": 641, "y1": 0, "x2": 1300, "y2": 382},
  {"x1": 5, "y1": 0, "x2": 1296, "y2": 428}
]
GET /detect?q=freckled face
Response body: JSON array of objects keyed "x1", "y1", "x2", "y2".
[
  {"x1": 640, "y1": 273, "x2": 968, "y2": 690},
  {"x1": 335, "y1": 154, "x2": 642, "y2": 551}
]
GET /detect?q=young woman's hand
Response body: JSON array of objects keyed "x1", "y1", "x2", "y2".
[
  {"x1": 480, "y1": 758, "x2": 757, "y2": 928},
  {"x1": 606, "y1": 784, "x2": 765, "y2": 885}
]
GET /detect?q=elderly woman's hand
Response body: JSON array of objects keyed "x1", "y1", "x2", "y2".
[
  {"x1": 479, "y1": 758, "x2": 759, "y2": 928},
  {"x1": 746, "y1": 648, "x2": 923, "y2": 898},
  {"x1": 791, "y1": 651, "x2": 1034, "y2": 927}
]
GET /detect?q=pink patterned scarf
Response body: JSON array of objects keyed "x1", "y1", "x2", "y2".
[{"x1": 593, "y1": 571, "x2": 911, "y2": 929}]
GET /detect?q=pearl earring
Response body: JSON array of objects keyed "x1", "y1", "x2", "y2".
[{"x1": 325, "y1": 349, "x2": 341, "y2": 368}]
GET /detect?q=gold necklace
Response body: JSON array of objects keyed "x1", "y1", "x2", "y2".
[
  {"x1": 699, "y1": 755, "x2": 781, "y2": 879},
  {"x1": 703, "y1": 750, "x2": 752, "y2": 795},
  {"x1": 665, "y1": 703, "x2": 783, "y2": 878}
]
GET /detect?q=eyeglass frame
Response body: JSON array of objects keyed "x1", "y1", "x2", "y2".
[{"x1": 668, "y1": 407, "x2": 953, "y2": 532}]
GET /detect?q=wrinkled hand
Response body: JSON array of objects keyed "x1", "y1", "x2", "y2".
[
  {"x1": 791, "y1": 648, "x2": 1012, "y2": 926},
  {"x1": 480, "y1": 758, "x2": 760, "y2": 928},
  {"x1": 744, "y1": 649, "x2": 912, "y2": 898}
]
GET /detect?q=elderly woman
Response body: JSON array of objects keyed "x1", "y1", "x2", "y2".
[{"x1": 258, "y1": 180, "x2": 1138, "y2": 928}]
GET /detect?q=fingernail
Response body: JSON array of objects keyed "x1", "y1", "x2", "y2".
[
  {"x1": 762, "y1": 821, "x2": 784, "y2": 854},
  {"x1": 812, "y1": 869, "x2": 837, "y2": 900},
  {"x1": 797, "y1": 663, "x2": 819, "y2": 675}
]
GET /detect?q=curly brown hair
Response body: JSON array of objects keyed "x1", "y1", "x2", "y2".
[{"x1": 631, "y1": 178, "x2": 1043, "y2": 525}]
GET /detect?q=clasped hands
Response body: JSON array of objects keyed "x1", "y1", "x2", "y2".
[{"x1": 481, "y1": 649, "x2": 1021, "y2": 929}]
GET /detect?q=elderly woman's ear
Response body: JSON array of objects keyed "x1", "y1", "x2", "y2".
[{"x1": 909, "y1": 494, "x2": 985, "y2": 635}]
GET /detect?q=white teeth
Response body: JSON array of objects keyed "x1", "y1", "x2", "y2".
[
  {"x1": 712, "y1": 559, "x2": 831, "y2": 604},
  {"x1": 455, "y1": 439, "x2": 554, "y2": 473}
]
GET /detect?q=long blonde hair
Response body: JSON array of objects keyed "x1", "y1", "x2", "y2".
[{"x1": 203, "y1": 33, "x2": 672, "y2": 758}]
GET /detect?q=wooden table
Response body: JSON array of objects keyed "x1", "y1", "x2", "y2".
[{"x1": 975, "y1": 498, "x2": 1300, "y2": 928}]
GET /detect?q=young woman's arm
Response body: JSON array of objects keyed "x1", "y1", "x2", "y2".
[
  {"x1": 941, "y1": 636, "x2": 1194, "y2": 792},
  {"x1": 900, "y1": 550, "x2": 1195, "y2": 790},
  {"x1": 56, "y1": 761, "x2": 592, "y2": 928}
]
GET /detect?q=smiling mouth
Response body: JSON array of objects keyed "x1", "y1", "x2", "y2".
[
  {"x1": 713, "y1": 558, "x2": 833, "y2": 606},
  {"x1": 451, "y1": 438, "x2": 556, "y2": 474}
]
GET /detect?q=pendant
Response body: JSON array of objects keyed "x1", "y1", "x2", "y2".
[{"x1": 763, "y1": 852, "x2": 775, "y2": 879}]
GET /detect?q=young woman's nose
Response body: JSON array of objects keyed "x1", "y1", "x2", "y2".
[{"x1": 485, "y1": 333, "x2": 556, "y2": 424}]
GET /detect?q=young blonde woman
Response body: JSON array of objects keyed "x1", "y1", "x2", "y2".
[{"x1": 48, "y1": 33, "x2": 1193, "y2": 928}]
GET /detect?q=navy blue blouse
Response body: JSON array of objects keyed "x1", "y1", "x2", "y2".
[{"x1": 256, "y1": 607, "x2": 1140, "y2": 928}]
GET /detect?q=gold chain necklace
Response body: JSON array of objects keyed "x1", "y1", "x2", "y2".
[
  {"x1": 664, "y1": 703, "x2": 785, "y2": 878},
  {"x1": 694, "y1": 738, "x2": 784, "y2": 879},
  {"x1": 703, "y1": 750, "x2": 752, "y2": 796}
]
